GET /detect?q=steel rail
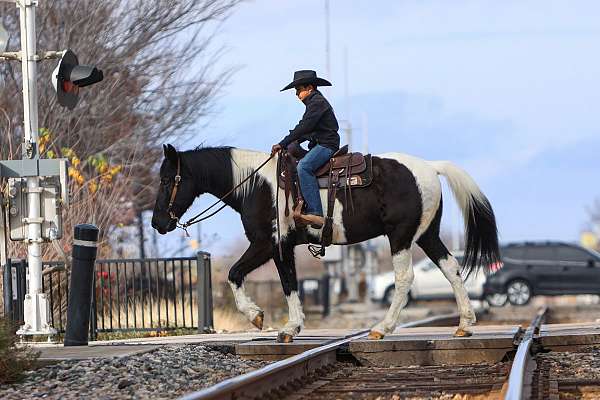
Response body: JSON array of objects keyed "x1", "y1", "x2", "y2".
[
  {"x1": 179, "y1": 312, "x2": 460, "y2": 400},
  {"x1": 504, "y1": 306, "x2": 548, "y2": 400}
]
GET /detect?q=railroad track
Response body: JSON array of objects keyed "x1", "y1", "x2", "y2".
[
  {"x1": 180, "y1": 306, "x2": 597, "y2": 400},
  {"x1": 179, "y1": 313, "x2": 460, "y2": 400},
  {"x1": 504, "y1": 306, "x2": 548, "y2": 400}
]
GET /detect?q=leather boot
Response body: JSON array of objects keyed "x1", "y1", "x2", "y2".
[
  {"x1": 302, "y1": 214, "x2": 324, "y2": 229},
  {"x1": 292, "y1": 200, "x2": 324, "y2": 229},
  {"x1": 293, "y1": 201, "x2": 308, "y2": 228}
]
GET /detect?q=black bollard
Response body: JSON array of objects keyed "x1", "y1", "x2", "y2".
[
  {"x1": 321, "y1": 273, "x2": 330, "y2": 318},
  {"x1": 64, "y1": 224, "x2": 99, "y2": 346},
  {"x1": 196, "y1": 251, "x2": 214, "y2": 333}
]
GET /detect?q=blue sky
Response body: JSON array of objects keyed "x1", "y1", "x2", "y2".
[{"x1": 152, "y1": 1, "x2": 600, "y2": 257}]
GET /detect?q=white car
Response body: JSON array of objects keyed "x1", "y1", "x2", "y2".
[{"x1": 370, "y1": 253, "x2": 488, "y2": 305}]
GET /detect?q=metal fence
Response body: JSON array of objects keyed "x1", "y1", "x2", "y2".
[{"x1": 3, "y1": 252, "x2": 213, "y2": 339}]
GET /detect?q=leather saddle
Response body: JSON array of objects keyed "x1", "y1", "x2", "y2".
[
  {"x1": 277, "y1": 143, "x2": 373, "y2": 189},
  {"x1": 276, "y1": 142, "x2": 373, "y2": 257}
]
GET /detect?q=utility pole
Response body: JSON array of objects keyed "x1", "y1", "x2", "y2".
[
  {"x1": 137, "y1": 209, "x2": 145, "y2": 259},
  {"x1": 361, "y1": 112, "x2": 369, "y2": 154},
  {"x1": 196, "y1": 221, "x2": 202, "y2": 249},
  {"x1": 451, "y1": 203, "x2": 460, "y2": 252},
  {"x1": 343, "y1": 46, "x2": 352, "y2": 151},
  {"x1": 324, "y1": 0, "x2": 330, "y2": 79}
]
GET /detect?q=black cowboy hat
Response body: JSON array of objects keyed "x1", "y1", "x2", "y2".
[{"x1": 281, "y1": 70, "x2": 332, "y2": 92}]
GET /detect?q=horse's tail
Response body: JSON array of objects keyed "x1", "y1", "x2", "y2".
[{"x1": 429, "y1": 161, "x2": 501, "y2": 276}]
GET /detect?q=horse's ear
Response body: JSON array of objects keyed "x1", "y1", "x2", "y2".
[{"x1": 164, "y1": 144, "x2": 178, "y2": 165}]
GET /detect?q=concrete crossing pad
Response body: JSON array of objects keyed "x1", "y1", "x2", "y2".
[
  {"x1": 36, "y1": 344, "x2": 159, "y2": 362},
  {"x1": 539, "y1": 322, "x2": 600, "y2": 351},
  {"x1": 349, "y1": 325, "x2": 521, "y2": 367},
  {"x1": 236, "y1": 330, "x2": 362, "y2": 360}
]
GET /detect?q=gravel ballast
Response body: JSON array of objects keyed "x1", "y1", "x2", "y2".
[
  {"x1": 0, "y1": 344, "x2": 267, "y2": 399},
  {"x1": 535, "y1": 347, "x2": 600, "y2": 400}
]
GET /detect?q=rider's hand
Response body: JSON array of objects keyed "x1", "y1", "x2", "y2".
[{"x1": 271, "y1": 144, "x2": 282, "y2": 156}]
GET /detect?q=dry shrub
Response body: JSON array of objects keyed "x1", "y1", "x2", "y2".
[
  {"x1": 213, "y1": 307, "x2": 252, "y2": 333},
  {"x1": 0, "y1": 318, "x2": 39, "y2": 384}
]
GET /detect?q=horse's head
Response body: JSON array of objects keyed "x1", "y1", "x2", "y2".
[{"x1": 151, "y1": 144, "x2": 197, "y2": 234}]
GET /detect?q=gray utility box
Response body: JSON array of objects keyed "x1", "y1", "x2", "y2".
[{"x1": 8, "y1": 176, "x2": 63, "y2": 241}]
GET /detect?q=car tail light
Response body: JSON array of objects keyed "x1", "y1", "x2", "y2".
[{"x1": 489, "y1": 261, "x2": 504, "y2": 273}]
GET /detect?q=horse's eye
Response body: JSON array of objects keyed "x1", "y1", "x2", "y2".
[{"x1": 160, "y1": 178, "x2": 170, "y2": 185}]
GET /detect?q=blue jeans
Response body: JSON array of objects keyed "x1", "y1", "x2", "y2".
[{"x1": 297, "y1": 145, "x2": 334, "y2": 216}]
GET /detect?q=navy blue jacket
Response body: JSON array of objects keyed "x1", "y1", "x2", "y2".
[{"x1": 279, "y1": 90, "x2": 340, "y2": 151}]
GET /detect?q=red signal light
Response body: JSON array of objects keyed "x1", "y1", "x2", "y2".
[{"x1": 62, "y1": 80, "x2": 79, "y2": 95}]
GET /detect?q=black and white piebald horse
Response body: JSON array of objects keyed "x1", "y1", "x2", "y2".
[{"x1": 151, "y1": 144, "x2": 500, "y2": 342}]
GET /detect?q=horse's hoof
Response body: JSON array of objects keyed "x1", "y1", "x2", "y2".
[
  {"x1": 277, "y1": 332, "x2": 294, "y2": 343},
  {"x1": 251, "y1": 311, "x2": 264, "y2": 330},
  {"x1": 454, "y1": 328, "x2": 473, "y2": 337},
  {"x1": 368, "y1": 330, "x2": 385, "y2": 340}
]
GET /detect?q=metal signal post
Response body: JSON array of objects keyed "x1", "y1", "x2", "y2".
[
  {"x1": 13, "y1": 0, "x2": 55, "y2": 336},
  {"x1": 0, "y1": 0, "x2": 102, "y2": 337}
]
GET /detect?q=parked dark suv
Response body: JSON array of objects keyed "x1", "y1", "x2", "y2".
[{"x1": 483, "y1": 241, "x2": 600, "y2": 306}]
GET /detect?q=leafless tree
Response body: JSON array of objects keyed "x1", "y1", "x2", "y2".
[
  {"x1": 584, "y1": 198, "x2": 600, "y2": 251},
  {"x1": 0, "y1": 0, "x2": 241, "y2": 260},
  {"x1": 588, "y1": 199, "x2": 600, "y2": 228}
]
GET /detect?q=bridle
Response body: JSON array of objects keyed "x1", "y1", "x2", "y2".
[
  {"x1": 162, "y1": 151, "x2": 275, "y2": 237},
  {"x1": 165, "y1": 157, "x2": 182, "y2": 223}
]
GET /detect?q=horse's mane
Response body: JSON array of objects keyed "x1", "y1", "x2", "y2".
[
  {"x1": 185, "y1": 145, "x2": 271, "y2": 201},
  {"x1": 192, "y1": 144, "x2": 234, "y2": 152},
  {"x1": 183, "y1": 145, "x2": 235, "y2": 168}
]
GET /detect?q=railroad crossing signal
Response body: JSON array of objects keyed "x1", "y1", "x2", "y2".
[
  {"x1": 52, "y1": 49, "x2": 103, "y2": 109},
  {"x1": 0, "y1": 0, "x2": 103, "y2": 338}
]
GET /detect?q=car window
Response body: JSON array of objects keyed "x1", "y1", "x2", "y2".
[
  {"x1": 523, "y1": 246, "x2": 556, "y2": 261},
  {"x1": 502, "y1": 247, "x2": 526, "y2": 260},
  {"x1": 555, "y1": 245, "x2": 592, "y2": 262}
]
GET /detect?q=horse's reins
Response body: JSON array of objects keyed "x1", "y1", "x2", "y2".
[{"x1": 167, "y1": 153, "x2": 276, "y2": 239}]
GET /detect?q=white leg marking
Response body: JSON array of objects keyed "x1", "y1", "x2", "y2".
[
  {"x1": 228, "y1": 281, "x2": 262, "y2": 322},
  {"x1": 438, "y1": 256, "x2": 476, "y2": 328},
  {"x1": 281, "y1": 291, "x2": 305, "y2": 336},
  {"x1": 372, "y1": 250, "x2": 414, "y2": 334}
]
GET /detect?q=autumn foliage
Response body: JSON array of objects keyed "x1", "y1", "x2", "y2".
[{"x1": 0, "y1": 0, "x2": 241, "y2": 260}]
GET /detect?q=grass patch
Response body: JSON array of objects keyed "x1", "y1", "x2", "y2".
[
  {"x1": 0, "y1": 318, "x2": 39, "y2": 384},
  {"x1": 95, "y1": 327, "x2": 198, "y2": 341}
]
